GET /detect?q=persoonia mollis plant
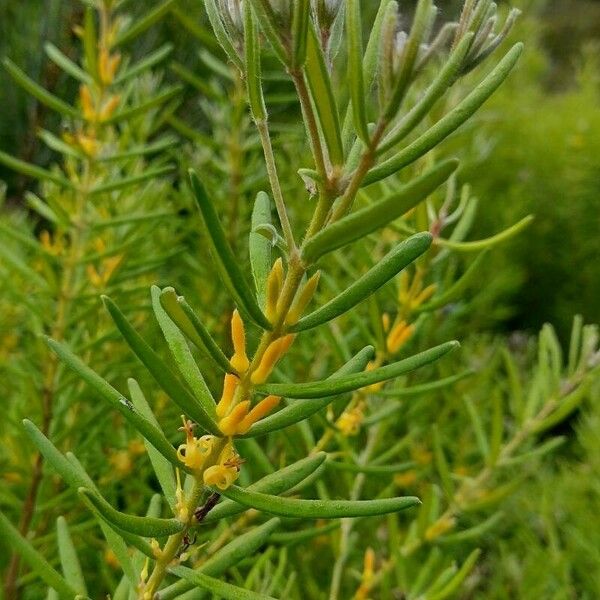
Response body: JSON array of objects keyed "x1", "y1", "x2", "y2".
[{"x1": 0, "y1": 0, "x2": 531, "y2": 598}]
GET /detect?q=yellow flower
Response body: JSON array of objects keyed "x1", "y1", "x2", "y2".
[
  {"x1": 203, "y1": 441, "x2": 241, "y2": 490},
  {"x1": 176, "y1": 418, "x2": 215, "y2": 471},
  {"x1": 229, "y1": 309, "x2": 249, "y2": 373},
  {"x1": 250, "y1": 334, "x2": 295, "y2": 384},
  {"x1": 336, "y1": 402, "x2": 365, "y2": 436},
  {"x1": 386, "y1": 320, "x2": 414, "y2": 354}
]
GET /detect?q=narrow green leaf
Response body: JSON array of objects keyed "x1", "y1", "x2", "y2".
[
  {"x1": 114, "y1": 44, "x2": 173, "y2": 84},
  {"x1": 294, "y1": 233, "x2": 432, "y2": 331},
  {"x1": 256, "y1": 341, "x2": 458, "y2": 398},
  {"x1": 292, "y1": 0, "x2": 310, "y2": 68},
  {"x1": 83, "y1": 7, "x2": 98, "y2": 81},
  {"x1": 464, "y1": 397, "x2": 489, "y2": 459},
  {"x1": 56, "y1": 517, "x2": 87, "y2": 596},
  {"x1": 89, "y1": 165, "x2": 174, "y2": 195},
  {"x1": 378, "y1": 371, "x2": 473, "y2": 397},
  {"x1": 204, "y1": 0, "x2": 244, "y2": 70},
  {"x1": 364, "y1": 43, "x2": 523, "y2": 186},
  {"x1": 159, "y1": 288, "x2": 231, "y2": 374},
  {"x1": 115, "y1": 0, "x2": 178, "y2": 45},
  {"x1": 151, "y1": 286, "x2": 217, "y2": 418},
  {"x1": 218, "y1": 485, "x2": 420, "y2": 518},
  {"x1": 128, "y1": 379, "x2": 177, "y2": 510},
  {"x1": 2, "y1": 58, "x2": 79, "y2": 117},
  {"x1": 38, "y1": 129, "x2": 85, "y2": 159},
  {"x1": 432, "y1": 426, "x2": 454, "y2": 498},
  {"x1": 0, "y1": 150, "x2": 73, "y2": 188},
  {"x1": 102, "y1": 295, "x2": 221, "y2": 435},
  {"x1": 250, "y1": 192, "x2": 273, "y2": 309},
  {"x1": 304, "y1": 162, "x2": 457, "y2": 262},
  {"x1": 0, "y1": 512, "x2": 77, "y2": 600},
  {"x1": 44, "y1": 336, "x2": 187, "y2": 462},
  {"x1": 176, "y1": 295, "x2": 233, "y2": 373},
  {"x1": 347, "y1": 0, "x2": 369, "y2": 143},
  {"x1": 305, "y1": 23, "x2": 344, "y2": 166},
  {"x1": 246, "y1": 0, "x2": 289, "y2": 65},
  {"x1": 427, "y1": 549, "x2": 481, "y2": 600},
  {"x1": 242, "y1": 345, "x2": 375, "y2": 436},
  {"x1": 171, "y1": 568, "x2": 277, "y2": 600},
  {"x1": 378, "y1": 34, "x2": 474, "y2": 154},
  {"x1": 327, "y1": 461, "x2": 414, "y2": 475},
  {"x1": 160, "y1": 519, "x2": 281, "y2": 599},
  {"x1": 79, "y1": 488, "x2": 184, "y2": 537},
  {"x1": 435, "y1": 215, "x2": 534, "y2": 252},
  {"x1": 244, "y1": 0, "x2": 267, "y2": 120},
  {"x1": 189, "y1": 170, "x2": 272, "y2": 329},
  {"x1": 103, "y1": 86, "x2": 183, "y2": 124},
  {"x1": 204, "y1": 453, "x2": 328, "y2": 523},
  {"x1": 416, "y1": 250, "x2": 488, "y2": 312},
  {"x1": 45, "y1": 42, "x2": 92, "y2": 84}
]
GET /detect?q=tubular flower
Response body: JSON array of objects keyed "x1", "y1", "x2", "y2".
[
  {"x1": 398, "y1": 269, "x2": 436, "y2": 312},
  {"x1": 99, "y1": 47, "x2": 121, "y2": 85},
  {"x1": 286, "y1": 271, "x2": 321, "y2": 326},
  {"x1": 265, "y1": 258, "x2": 284, "y2": 323},
  {"x1": 203, "y1": 441, "x2": 242, "y2": 490},
  {"x1": 79, "y1": 84, "x2": 96, "y2": 121},
  {"x1": 336, "y1": 402, "x2": 365, "y2": 436},
  {"x1": 250, "y1": 334, "x2": 295, "y2": 384},
  {"x1": 177, "y1": 418, "x2": 215, "y2": 470},
  {"x1": 386, "y1": 320, "x2": 415, "y2": 354},
  {"x1": 218, "y1": 401, "x2": 251, "y2": 436},
  {"x1": 216, "y1": 373, "x2": 239, "y2": 418},
  {"x1": 229, "y1": 309, "x2": 250, "y2": 373},
  {"x1": 354, "y1": 547, "x2": 376, "y2": 600},
  {"x1": 237, "y1": 395, "x2": 281, "y2": 434}
]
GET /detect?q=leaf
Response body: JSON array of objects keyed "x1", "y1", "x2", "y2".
[
  {"x1": 218, "y1": 485, "x2": 420, "y2": 518},
  {"x1": 243, "y1": 346, "x2": 375, "y2": 436},
  {"x1": 160, "y1": 288, "x2": 232, "y2": 373},
  {"x1": 190, "y1": 171, "x2": 272, "y2": 329},
  {"x1": 128, "y1": 379, "x2": 177, "y2": 510},
  {"x1": 432, "y1": 426, "x2": 454, "y2": 498},
  {"x1": 83, "y1": 7, "x2": 98, "y2": 81},
  {"x1": 89, "y1": 166, "x2": 175, "y2": 195},
  {"x1": 151, "y1": 286, "x2": 217, "y2": 420},
  {"x1": 161, "y1": 519, "x2": 281, "y2": 599},
  {"x1": 44, "y1": 337, "x2": 187, "y2": 463},
  {"x1": 291, "y1": 0, "x2": 310, "y2": 68},
  {"x1": 303, "y1": 161, "x2": 457, "y2": 262},
  {"x1": 104, "y1": 86, "x2": 183, "y2": 123},
  {"x1": 2, "y1": 57, "x2": 79, "y2": 117},
  {"x1": 45, "y1": 42, "x2": 92, "y2": 84},
  {"x1": 244, "y1": 1, "x2": 267, "y2": 121},
  {"x1": 171, "y1": 568, "x2": 278, "y2": 600},
  {"x1": 78, "y1": 488, "x2": 184, "y2": 537},
  {"x1": 204, "y1": 453, "x2": 328, "y2": 523},
  {"x1": 250, "y1": 192, "x2": 273, "y2": 308},
  {"x1": 256, "y1": 341, "x2": 458, "y2": 398},
  {"x1": 0, "y1": 150, "x2": 73, "y2": 188},
  {"x1": 304, "y1": 23, "x2": 344, "y2": 166},
  {"x1": 56, "y1": 517, "x2": 87, "y2": 596},
  {"x1": 0, "y1": 512, "x2": 77, "y2": 600},
  {"x1": 434, "y1": 215, "x2": 534, "y2": 251},
  {"x1": 293, "y1": 233, "x2": 432, "y2": 331},
  {"x1": 427, "y1": 549, "x2": 481, "y2": 600},
  {"x1": 102, "y1": 296, "x2": 221, "y2": 435},
  {"x1": 327, "y1": 461, "x2": 414, "y2": 475},
  {"x1": 114, "y1": 0, "x2": 178, "y2": 45},
  {"x1": 416, "y1": 250, "x2": 488, "y2": 312},
  {"x1": 364, "y1": 43, "x2": 523, "y2": 186},
  {"x1": 246, "y1": 0, "x2": 288, "y2": 65},
  {"x1": 114, "y1": 43, "x2": 173, "y2": 84},
  {"x1": 378, "y1": 34, "x2": 474, "y2": 154},
  {"x1": 347, "y1": 0, "x2": 369, "y2": 143}
]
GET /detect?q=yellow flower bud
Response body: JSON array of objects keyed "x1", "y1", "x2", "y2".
[
  {"x1": 237, "y1": 395, "x2": 281, "y2": 434},
  {"x1": 250, "y1": 334, "x2": 295, "y2": 384},
  {"x1": 229, "y1": 309, "x2": 249, "y2": 373},
  {"x1": 98, "y1": 94, "x2": 121, "y2": 121},
  {"x1": 336, "y1": 402, "x2": 365, "y2": 436},
  {"x1": 386, "y1": 321, "x2": 415, "y2": 354},
  {"x1": 79, "y1": 84, "x2": 96, "y2": 121},
  {"x1": 286, "y1": 271, "x2": 321, "y2": 326},
  {"x1": 216, "y1": 373, "x2": 239, "y2": 418},
  {"x1": 218, "y1": 400, "x2": 250, "y2": 436},
  {"x1": 265, "y1": 258, "x2": 284, "y2": 322}
]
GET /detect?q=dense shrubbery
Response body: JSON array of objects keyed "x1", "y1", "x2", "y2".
[{"x1": 0, "y1": 1, "x2": 598, "y2": 599}]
